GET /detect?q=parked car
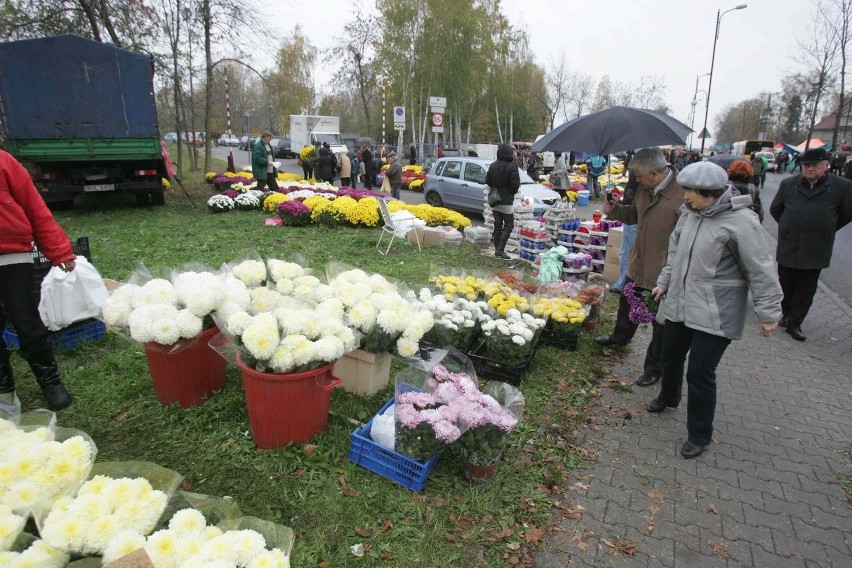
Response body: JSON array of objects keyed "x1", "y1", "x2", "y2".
[
  {"x1": 755, "y1": 151, "x2": 775, "y2": 171},
  {"x1": 219, "y1": 134, "x2": 239, "y2": 147},
  {"x1": 270, "y1": 137, "x2": 296, "y2": 159},
  {"x1": 423, "y1": 157, "x2": 560, "y2": 216},
  {"x1": 441, "y1": 148, "x2": 462, "y2": 157},
  {"x1": 162, "y1": 132, "x2": 177, "y2": 143},
  {"x1": 238, "y1": 135, "x2": 259, "y2": 151}
]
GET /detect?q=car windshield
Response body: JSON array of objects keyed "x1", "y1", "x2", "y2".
[
  {"x1": 270, "y1": 138, "x2": 281, "y2": 146},
  {"x1": 312, "y1": 133, "x2": 343, "y2": 146}
]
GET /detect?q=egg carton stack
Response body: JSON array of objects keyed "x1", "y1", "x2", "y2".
[
  {"x1": 517, "y1": 222, "x2": 549, "y2": 265},
  {"x1": 542, "y1": 201, "x2": 577, "y2": 244}
]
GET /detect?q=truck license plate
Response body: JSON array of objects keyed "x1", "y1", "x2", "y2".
[{"x1": 83, "y1": 184, "x2": 115, "y2": 192}]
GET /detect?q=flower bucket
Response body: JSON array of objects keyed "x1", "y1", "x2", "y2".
[
  {"x1": 577, "y1": 190, "x2": 590, "y2": 206},
  {"x1": 236, "y1": 356, "x2": 341, "y2": 449},
  {"x1": 143, "y1": 326, "x2": 226, "y2": 409},
  {"x1": 462, "y1": 460, "x2": 499, "y2": 483},
  {"x1": 333, "y1": 349, "x2": 392, "y2": 396}
]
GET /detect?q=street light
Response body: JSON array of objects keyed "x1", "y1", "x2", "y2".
[
  {"x1": 700, "y1": 4, "x2": 747, "y2": 154},
  {"x1": 688, "y1": 73, "x2": 711, "y2": 148}
]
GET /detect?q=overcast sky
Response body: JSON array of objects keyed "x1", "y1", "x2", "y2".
[{"x1": 258, "y1": 0, "x2": 815, "y2": 146}]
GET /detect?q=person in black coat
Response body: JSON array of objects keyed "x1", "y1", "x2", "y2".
[
  {"x1": 485, "y1": 143, "x2": 520, "y2": 259},
  {"x1": 409, "y1": 144, "x2": 417, "y2": 166},
  {"x1": 361, "y1": 146, "x2": 374, "y2": 189},
  {"x1": 313, "y1": 147, "x2": 336, "y2": 184},
  {"x1": 769, "y1": 148, "x2": 852, "y2": 341}
]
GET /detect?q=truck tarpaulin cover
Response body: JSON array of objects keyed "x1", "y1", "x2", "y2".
[{"x1": 0, "y1": 34, "x2": 158, "y2": 140}]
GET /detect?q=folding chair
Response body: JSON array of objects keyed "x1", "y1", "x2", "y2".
[{"x1": 376, "y1": 199, "x2": 422, "y2": 255}]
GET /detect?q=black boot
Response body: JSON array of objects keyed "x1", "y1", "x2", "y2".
[
  {"x1": 25, "y1": 351, "x2": 72, "y2": 411},
  {"x1": 0, "y1": 353, "x2": 14, "y2": 394},
  {"x1": 496, "y1": 223, "x2": 513, "y2": 260}
]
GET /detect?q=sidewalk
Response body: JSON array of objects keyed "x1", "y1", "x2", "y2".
[{"x1": 536, "y1": 284, "x2": 852, "y2": 566}]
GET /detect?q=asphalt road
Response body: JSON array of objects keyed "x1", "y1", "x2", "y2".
[{"x1": 757, "y1": 170, "x2": 852, "y2": 306}]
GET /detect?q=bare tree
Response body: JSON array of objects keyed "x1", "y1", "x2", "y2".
[
  {"x1": 821, "y1": 0, "x2": 852, "y2": 146},
  {"x1": 565, "y1": 73, "x2": 594, "y2": 120},
  {"x1": 542, "y1": 53, "x2": 570, "y2": 130}
]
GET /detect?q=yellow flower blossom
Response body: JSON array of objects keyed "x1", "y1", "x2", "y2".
[{"x1": 262, "y1": 193, "x2": 289, "y2": 212}]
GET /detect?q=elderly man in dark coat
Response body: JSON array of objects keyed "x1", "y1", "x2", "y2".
[{"x1": 770, "y1": 148, "x2": 852, "y2": 341}]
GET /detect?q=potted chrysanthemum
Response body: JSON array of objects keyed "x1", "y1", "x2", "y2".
[{"x1": 479, "y1": 309, "x2": 546, "y2": 367}]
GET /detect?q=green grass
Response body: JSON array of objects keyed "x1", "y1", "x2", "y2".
[{"x1": 8, "y1": 168, "x2": 621, "y2": 566}]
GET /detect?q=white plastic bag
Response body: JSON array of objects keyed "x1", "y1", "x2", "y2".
[
  {"x1": 370, "y1": 404, "x2": 395, "y2": 450},
  {"x1": 38, "y1": 257, "x2": 109, "y2": 331}
]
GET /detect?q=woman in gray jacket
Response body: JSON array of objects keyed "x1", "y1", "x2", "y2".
[{"x1": 647, "y1": 162, "x2": 782, "y2": 459}]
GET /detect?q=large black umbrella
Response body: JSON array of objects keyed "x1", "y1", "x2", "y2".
[
  {"x1": 531, "y1": 106, "x2": 692, "y2": 155},
  {"x1": 355, "y1": 136, "x2": 376, "y2": 148},
  {"x1": 707, "y1": 154, "x2": 749, "y2": 170}
]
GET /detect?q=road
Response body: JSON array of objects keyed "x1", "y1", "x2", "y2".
[{"x1": 758, "y1": 170, "x2": 852, "y2": 306}]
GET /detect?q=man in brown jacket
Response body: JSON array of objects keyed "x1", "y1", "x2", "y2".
[{"x1": 596, "y1": 148, "x2": 685, "y2": 386}]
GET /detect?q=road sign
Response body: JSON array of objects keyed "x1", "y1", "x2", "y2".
[
  {"x1": 393, "y1": 106, "x2": 405, "y2": 126},
  {"x1": 431, "y1": 113, "x2": 444, "y2": 128},
  {"x1": 698, "y1": 127, "x2": 711, "y2": 139},
  {"x1": 432, "y1": 126, "x2": 444, "y2": 133},
  {"x1": 393, "y1": 124, "x2": 405, "y2": 131},
  {"x1": 429, "y1": 96, "x2": 447, "y2": 108}
]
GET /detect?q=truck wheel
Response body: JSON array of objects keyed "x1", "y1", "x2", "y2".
[
  {"x1": 136, "y1": 192, "x2": 151, "y2": 207},
  {"x1": 150, "y1": 191, "x2": 165, "y2": 206},
  {"x1": 425, "y1": 192, "x2": 443, "y2": 207}
]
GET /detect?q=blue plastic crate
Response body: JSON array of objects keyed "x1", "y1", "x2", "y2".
[
  {"x1": 3, "y1": 319, "x2": 106, "y2": 350},
  {"x1": 349, "y1": 397, "x2": 440, "y2": 492}
]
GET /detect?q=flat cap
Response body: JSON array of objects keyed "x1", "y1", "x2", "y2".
[
  {"x1": 676, "y1": 161, "x2": 728, "y2": 190},
  {"x1": 800, "y1": 148, "x2": 830, "y2": 163}
]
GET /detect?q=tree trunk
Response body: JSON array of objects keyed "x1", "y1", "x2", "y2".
[
  {"x1": 203, "y1": 0, "x2": 213, "y2": 173},
  {"x1": 494, "y1": 98, "x2": 503, "y2": 143},
  {"x1": 76, "y1": 0, "x2": 102, "y2": 42}
]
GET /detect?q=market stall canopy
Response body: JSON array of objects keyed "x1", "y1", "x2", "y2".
[
  {"x1": 531, "y1": 106, "x2": 692, "y2": 155},
  {"x1": 795, "y1": 138, "x2": 826, "y2": 151}
]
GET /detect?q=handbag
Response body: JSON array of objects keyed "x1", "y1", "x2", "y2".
[
  {"x1": 549, "y1": 172, "x2": 559, "y2": 185},
  {"x1": 380, "y1": 175, "x2": 392, "y2": 194},
  {"x1": 487, "y1": 187, "x2": 501, "y2": 207}
]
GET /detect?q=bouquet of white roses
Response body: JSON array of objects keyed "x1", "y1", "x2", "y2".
[
  {"x1": 480, "y1": 309, "x2": 546, "y2": 366},
  {"x1": 327, "y1": 268, "x2": 433, "y2": 358},
  {"x1": 418, "y1": 288, "x2": 488, "y2": 351}
]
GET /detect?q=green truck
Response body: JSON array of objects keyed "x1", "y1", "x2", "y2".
[{"x1": 0, "y1": 34, "x2": 167, "y2": 207}]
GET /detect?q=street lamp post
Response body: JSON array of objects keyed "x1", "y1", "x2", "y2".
[
  {"x1": 700, "y1": 4, "x2": 747, "y2": 155},
  {"x1": 688, "y1": 74, "x2": 711, "y2": 149}
]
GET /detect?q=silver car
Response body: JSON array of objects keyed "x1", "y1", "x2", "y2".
[{"x1": 423, "y1": 157, "x2": 560, "y2": 215}]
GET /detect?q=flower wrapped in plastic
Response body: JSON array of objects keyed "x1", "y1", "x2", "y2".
[
  {"x1": 228, "y1": 255, "x2": 268, "y2": 288},
  {"x1": 0, "y1": 533, "x2": 68, "y2": 567},
  {"x1": 455, "y1": 381, "x2": 525, "y2": 467},
  {"x1": 39, "y1": 461, "x2": 182, "y2": 556},
  {"x1": 532, "y1": 297, "x2": 588, "y2": 341},
  {"x1": 101, "y1": 508, "x2": 294, "y2": 568},
  {"x1": 576, "y1": 282, "x2": 608, "y2": 323},
  {"x1": 0, "y1": 418, "x2": 97, "y2": 519},
  {"x1": 326, "y1": 266, "x2": 433, "y2": 358},
  {"x1": 418, "y1": 288, "x2": 487, "y2": 352},
  {"x1": 480, "y1": 309, "x2": 546, "y2": 366}
]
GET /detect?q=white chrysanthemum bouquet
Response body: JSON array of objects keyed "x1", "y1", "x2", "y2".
[
  {"x1": 480, "y1": 308, "x2": 546, "y2": 366},
  {"x1": 418, "y1": 288, "x2": 488, "y2": 351},
  {"x1": 102, "y1": 268, "x2": 239, "y2": 346},
  {"x1": 0, "y1": 418, "x2": 96, "y2": 518},
  {"x1": 0, "y1": 538, "x2": 68, "y2": 567},
  {"x1": 103, "y1": 509, "x2": 293, "y2": 567},
  {"x1": 327, "y1": 268, "x2": 434, "y2": 358},
  {"x1": 226, "y1": 304, "x2": 358, "y2": 373},
  {"x1": 40, "y1": 474, "x2": 169, "y2": 555}
]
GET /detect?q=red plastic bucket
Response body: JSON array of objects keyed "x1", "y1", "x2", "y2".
[
  {"x1": 143, "y1": 326, "x2": 226, "y2": 408},
  {"x1": 236, "y1": 355, "x2": 341, "y2": 449}
]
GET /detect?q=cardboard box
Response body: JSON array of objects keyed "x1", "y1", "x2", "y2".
[
  {"x1": 605, "y1": 244, "x2": 621, "y2": 265},
  {"x1": 334, "y1": 349, "x2": 392, "y2": 396},
  {"x1": 606, "y1": 226, "x2": 623, "y2": 249},
  {"x1": 603, "y1": 262, "x2": 621, "y2": 283},
  {"x1": 407, "y1": 227, "x2": 444, "y2": 245}
]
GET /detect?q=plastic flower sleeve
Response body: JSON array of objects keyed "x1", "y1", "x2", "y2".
[
  {"x1": 217, "y1": 516, "x2": 294, "y2": 564},
  {"x1": 222, "y1": 251, "x2": 268, "y2": 288},
  {"x1": 0, "y1": 391, "x2": 20, "y2": 419},
  {"x1": 454, "y1": 382, "x2": 525, "y2": 467},
  {"x1": 2, "y1": 532, "x2": 69, "y2": 567},
  {"x1": 158, "y1": 490, "x2": 242, "y2": 530},
  {"x1": 37, "y1": 461, "x2": 182, "y2": 556}
]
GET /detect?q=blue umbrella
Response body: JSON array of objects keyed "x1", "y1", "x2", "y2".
[{"x1": 532, "y1": 106, "x2": 692, "y2": 155}]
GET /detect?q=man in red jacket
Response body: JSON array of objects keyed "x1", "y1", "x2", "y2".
[{"x1": 0, "y1": 150, "x2": 76, "y2": 411}]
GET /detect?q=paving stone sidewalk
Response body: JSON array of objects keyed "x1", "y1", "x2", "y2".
[{"x1": 536, "y1": 285, "x2": 852, "y2": 567}]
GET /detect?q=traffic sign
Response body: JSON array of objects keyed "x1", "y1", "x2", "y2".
[
  {"x1": 431, "y1": 113, "x2": 444, "y2": 128},
  {"x1": 429, "y1": 96, "x2": 447, "y2": 108},
  {"x1": 698, "y1": 127, "x2": 711, "y2": 139},
  {"x1": 393, "y1": 106, "x2": 405, "y2": 126},
  {"x1": 393, "y1": 124, "x2": 405, "y2": 131},
  {"x1": 431, "y1": 126, "x2": 444, "y2": 133}
]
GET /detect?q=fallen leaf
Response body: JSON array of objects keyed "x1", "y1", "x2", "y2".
[
  {"x1": 180, "y1": 480, "x2": 193, "y2": 490},
  {"x1": 317, "y1": 562, "x2": 330, "y2": 568},
  {"x1": 338, "y1": 476, "x2": 361, "y2": 497},
  {"x1": 412, "y1": 492, "x2": 422, "y2": 502},
  {"x1": 524, "y1": 527, "x2": 545, "y2": 544},
  {"x1": 508, "y1": 556, "x2": 520, "y2": 565},
  {"x1": 290, "y1": 469, "x2": 307, "y2": 478},
  {"x1": 649, "y1": 505, "x2": 661, "y2": 516},
  {"x1": 115, "y1": 411, "x2": 130, "y2": 422},
  {"x1": 354, "y1": 527, "x2": 370, "y2": 538},
  {"x1": 573, "y1": 482, "x2": 589, "y2": 491},
  {"x1": 707, "y1": 539, "x2": 736, "y2": 561},
  {"x1": 507, "y1": 542, "x2": 521, "y2": 551},
  {"x1": 302, "y1": 444, "x2": 318, "y2": 455},
  {"x1": 379, "y1": 552, "x2": 393, "y2": 560},
  {"x1": 708, "y1": 503, "x2": 718, "y2": 514},
  {"x1": 430, "y1": 496, "x2": 445, "y2": 507},
  {"x1": 602, "y1": 538, "x2": 637, "y2": 556},
  {"x1": 646, "y1": 522, "x2": 654, "y2": 534},
  {"x1": 648, "y1": 490, "x2": 665, "y2": 502},
  {"x1": 380, "y1": 520, "x2": 393, "y2": 532}
]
